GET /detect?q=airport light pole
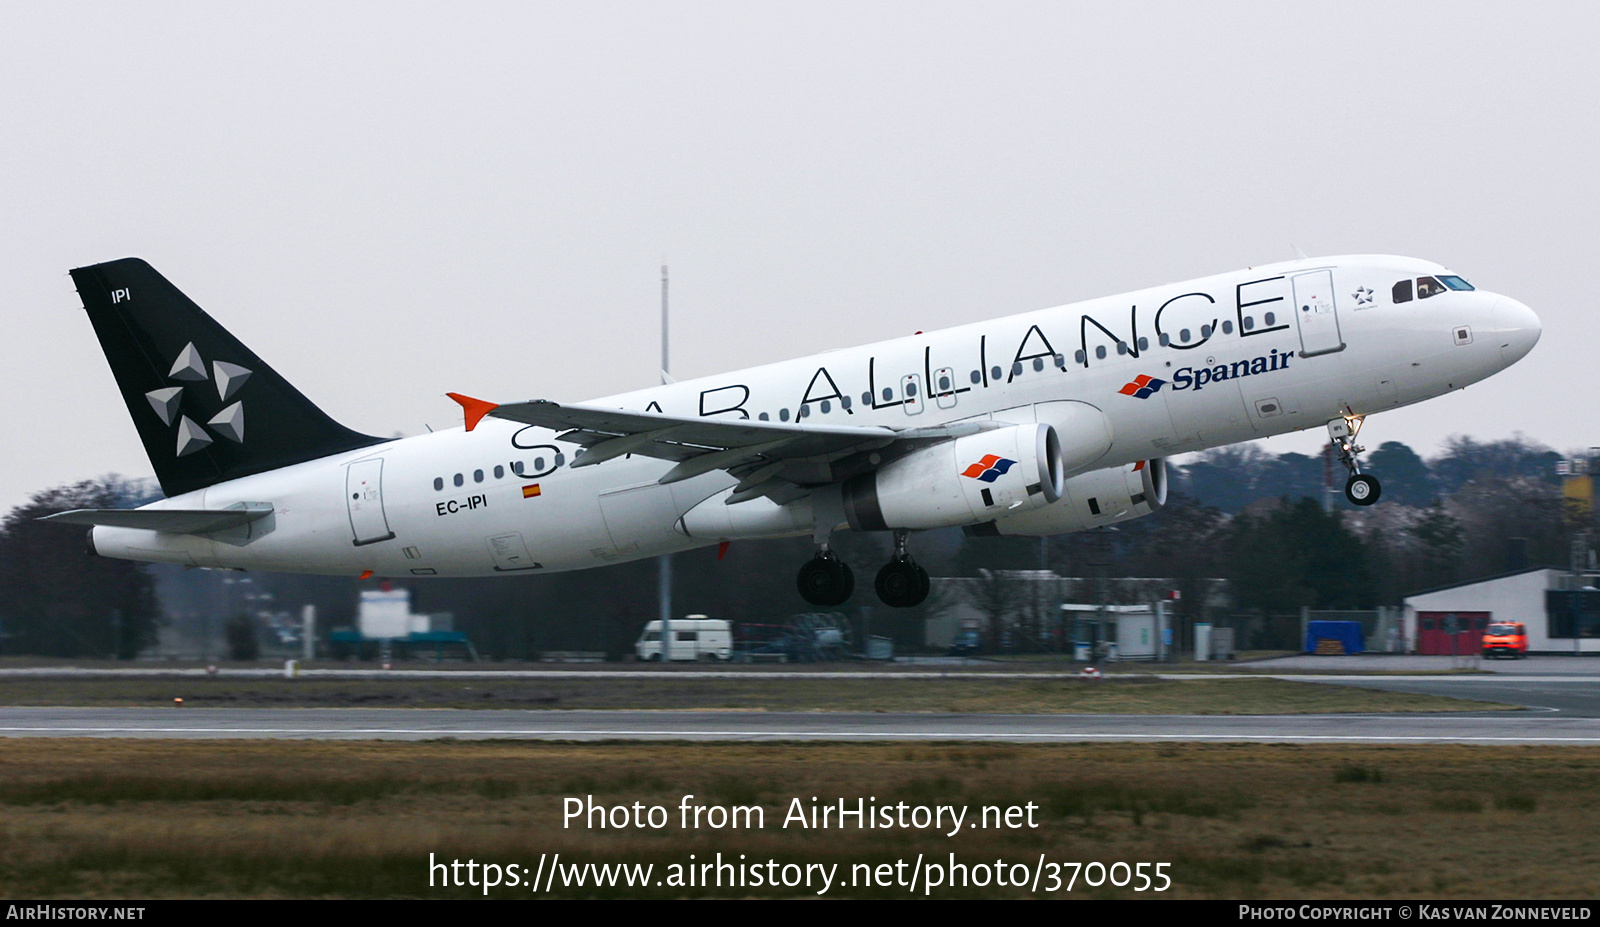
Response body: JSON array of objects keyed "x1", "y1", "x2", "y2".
[{"x1": 658, "y1": 265, "x2": 672, "y2": 664}]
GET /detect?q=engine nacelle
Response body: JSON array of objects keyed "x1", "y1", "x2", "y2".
[
  {"x1": 842, "y1": 423, "x2": 1064, "y2": 531},
  {"x1": 966, "y1": 458, "x2": 1167, "y2": 537}
]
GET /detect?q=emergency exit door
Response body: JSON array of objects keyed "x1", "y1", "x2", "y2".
[
  {"x1": 346, "y1": 458, "x2": 395, "y2": 546},
  {"x1": 1292, "y1": 270, "x2": 1345, "y2": 357}
]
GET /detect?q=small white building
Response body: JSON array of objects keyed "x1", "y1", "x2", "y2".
[
  {"x1": 358, "y1": 588, "x2": 436, "y2": 639},
  {"x1": 1058, "y1": 604, "x2": 1166, "y2": 661},
  {"x1": 1402, "y1": 567, "x2": 1600, "y2": 655}
]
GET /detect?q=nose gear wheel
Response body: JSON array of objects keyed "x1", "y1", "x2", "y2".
[{"x1": 1327, "y1": 415, "x2": 1381, "y2": 507}]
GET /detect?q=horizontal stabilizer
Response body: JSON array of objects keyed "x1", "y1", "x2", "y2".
[{"x1": 43, "y1": 504, "x2": 273, "y2": 535}]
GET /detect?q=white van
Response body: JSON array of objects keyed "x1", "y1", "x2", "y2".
[{"x1": 635, "y1": 616, "x2": 733, "y2": 662}]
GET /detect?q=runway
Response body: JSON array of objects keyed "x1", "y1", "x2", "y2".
[
  {"x1": 4, "y1": 702, "x2": 1600, "y2": 744},
  {"x1": 2, "y1": 659, "x2": 1596, "y2": 745}
]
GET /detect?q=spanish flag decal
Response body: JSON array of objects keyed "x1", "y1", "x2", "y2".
[{"x1": 522, "y1": 484, "x2": 542, "y2": 498}]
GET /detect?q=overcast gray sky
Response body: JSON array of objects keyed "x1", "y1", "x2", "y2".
[{"x1": 3, "y1": 2, "x2": 1594, "y2": 513}]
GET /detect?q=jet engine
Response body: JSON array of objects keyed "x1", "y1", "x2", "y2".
[
  {"x1": 966, "y1": 458, "x2": 1167, "y2": 537},
  {"x1": 841, "y1": 423, "x2": 1064, "y2": 531}
]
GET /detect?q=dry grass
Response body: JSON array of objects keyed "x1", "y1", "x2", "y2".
[
  {"x1": 0, "y1": 675, "x2": 1513, "y2": 714},
  {"x1": 0, "y1": 739, "x2": 1595, "y2": 898}
]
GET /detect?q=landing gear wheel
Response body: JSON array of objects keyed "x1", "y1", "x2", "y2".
[
  {"x1": 875, "y1": 558, "x2": 928, "y2": 608},
  {"x1": 797, "y1": 552, "x2": 854, "y2": 606},
  {"x1": 1345, "y1": 473, "x2": 1381, "y2": 506}
]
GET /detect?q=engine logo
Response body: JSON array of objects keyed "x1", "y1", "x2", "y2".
[
  {"x1": 961, "y1": 455, "x2": 1016, "y2": 483},
  {"x1": 1117, "y1": 374, "x2": 1166, "y2": 399}
]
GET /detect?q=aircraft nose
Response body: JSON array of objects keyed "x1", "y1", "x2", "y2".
[{"x1": 1495, "y1": 295, "x2": 1541, "y2": 366}]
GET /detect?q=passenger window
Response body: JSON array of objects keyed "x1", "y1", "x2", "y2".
[
  {"x1": 1416, "y1": 276, "x2": 1445, "y2": 299},
  {"x1": 1393, "y1": 280, "x2": 1412, "y2": 303},
  {"x1": 433, "y1": 477, "x2": 443, "y2": 491},
  {"x1": 494, "y1": 465, "x2": 504, "y2": 479},
  {"x1": 453, "y1": 473, "x2": 464, "y2": 487},
  {"x1": 473, "y1": 469, "x2": 484, "y2": 483}
]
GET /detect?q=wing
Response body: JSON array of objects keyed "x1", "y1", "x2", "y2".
[{"x1": 488, "y1": 399, "x2": 997, "y2": 504}]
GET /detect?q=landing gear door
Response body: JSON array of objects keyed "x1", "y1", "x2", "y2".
[
  {"x1": 346, "y1": 457, "x2": 396, "y2": 546},
  {"x1": 1292, "y1": 270, "x2": 1345, "y2": 357}
]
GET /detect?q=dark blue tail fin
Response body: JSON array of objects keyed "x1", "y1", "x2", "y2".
[{"x1": 70, "y1": 258, "x2": 382, "y2": 498}]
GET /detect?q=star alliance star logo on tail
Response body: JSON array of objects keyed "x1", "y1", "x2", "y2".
[
  {"x1": 961, "y1": 455, "x2": 1016, "y2": 483},
  {"x1": 1118, "y1": 374, "x2": 1166, "y2": 399},
  {"x1": 144, "y1": 342, "x2": 253, "y2": 457}
]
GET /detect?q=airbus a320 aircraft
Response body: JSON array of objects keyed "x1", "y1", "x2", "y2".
[{"x1": 50, "y1": 256, "x2": 1539, "y2": 608}]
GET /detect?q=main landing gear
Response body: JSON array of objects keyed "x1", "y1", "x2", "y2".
[
  {"x1": 1328, "y1": 415, "x2": 1381, "y2": 507},
  {"x1": 796, "y1": 547, "x2": 854, "y2": 607},
  {"x1": 875, "y1": 530, "x2": 931, "y2": 609},
  {"x1": 795, "y1": 530, "x2": 930, "y2": 609}
]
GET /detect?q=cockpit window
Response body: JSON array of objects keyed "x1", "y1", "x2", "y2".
[
  {"x1": 1392, "y1": 279, "x2": 1413, "y2": 303},
  {"x1": 1439, "y1": 275, "x2": 1474, "y2": 291},
  {"x1": 1416, "y1": 276, "x2": 1446, "y2": 299}
]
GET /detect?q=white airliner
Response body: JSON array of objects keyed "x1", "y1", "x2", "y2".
[{"x1": 50, "y1": 256, "x2": 1539, "y2": 607}]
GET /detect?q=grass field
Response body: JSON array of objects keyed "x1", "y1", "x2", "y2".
[
  {"x1": 0, "y1": 739, "x2": 1595, "y2": 899},
  {"x1": 0, "y1": 674, "x2": 1515, "y2": 713}
]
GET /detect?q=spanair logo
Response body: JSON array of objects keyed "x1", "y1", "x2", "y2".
[
  {"x1": 961, "y1": 455, "x2": 1016, "y2": 483},
  {"x1": 1118, "y1": 374, "x2": 1166, "y2": 399},
  {"x1": 144, "y1": 341, "x2": 252, "y2": 457},
  {"x1": 1117, "y1": 350, "x2": 1297, "y2": 400}
]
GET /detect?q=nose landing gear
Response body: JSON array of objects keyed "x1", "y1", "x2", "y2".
[
  {"x1": 1328, "y1": 415, "x2": 1382, "y2": 506},
  {"x1": 875, "y1": 530, "x2": 930, "y2": 609}
]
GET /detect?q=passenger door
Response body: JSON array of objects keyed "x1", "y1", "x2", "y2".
[
  {"x1": 1292, "y1": 270, "x2": 1345, "y2": 357},
  {"x1": 346, "y1": 458, "x2": 396, "y2": 546}
]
